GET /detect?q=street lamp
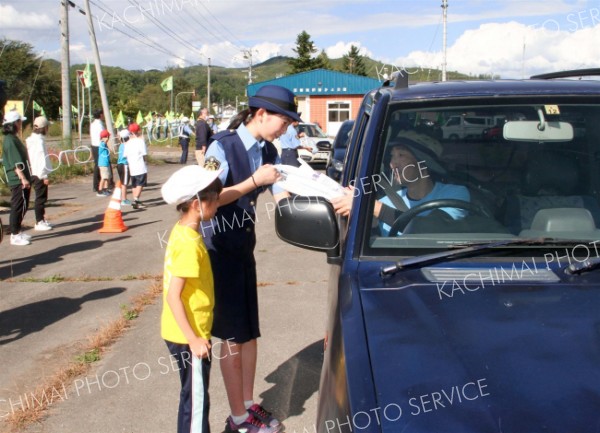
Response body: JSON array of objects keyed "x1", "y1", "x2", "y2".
[{"x1": 175, "y1": 91, "x2": 194, "y2": 115}]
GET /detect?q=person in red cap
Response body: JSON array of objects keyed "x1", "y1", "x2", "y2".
[
  {"x1": 202, "y1": 84, "x2": 300, "y2": 433},
  {"x1": 97, "y1": 129, "x2": 113, "y2": 196},
  {"x1": 124, "y1": 123, "x2": 148, "y2": 209}
]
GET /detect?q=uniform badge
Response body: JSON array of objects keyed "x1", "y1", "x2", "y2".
[{"x1": 204, "y1": 156, "x2": 221, "y2": 171}]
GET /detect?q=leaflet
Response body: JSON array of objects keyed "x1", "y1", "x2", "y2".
[{"x1": 274, "y1": 160, "x2": 347, "y2": 200}]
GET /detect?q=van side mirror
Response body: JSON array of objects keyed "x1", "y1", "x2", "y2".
[
  {"x1": 275, "y1": 196, "x2": 340, "y2": 259},
  {"x1": 316, "y1": 141, "x2": 332, "y2": 151}
]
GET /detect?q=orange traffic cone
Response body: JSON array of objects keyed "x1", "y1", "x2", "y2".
[{"x1": 99, "y1": 181, "x2": 128, "y2": 233}]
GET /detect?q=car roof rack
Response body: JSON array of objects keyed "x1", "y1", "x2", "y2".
[{"x1": 530, "y1": 68, "x2": 600, "y2": 80}]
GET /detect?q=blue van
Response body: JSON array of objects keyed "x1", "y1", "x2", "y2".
[{"x1": 276, "y1": 70, "x2": 600, "y2": 433}]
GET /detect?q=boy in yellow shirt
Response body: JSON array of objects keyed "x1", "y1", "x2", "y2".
[{"x1": 161, "y1": 165, "x2": 223, "y2": 433}]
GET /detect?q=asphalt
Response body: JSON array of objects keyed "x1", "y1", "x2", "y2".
[{"x1": 0, "y1": 148, "x2": 330, "y2": 433}]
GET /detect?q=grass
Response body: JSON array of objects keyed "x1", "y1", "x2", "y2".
[
  {"x1": 75, "y1": 348, "x2": 100, "y2": 364},
  {"x1": 18, "y1": 274, "x2": 65, "y2": 283},
  {"x1": 4, "y1": 276, "x2": 162, "y2": 431}
]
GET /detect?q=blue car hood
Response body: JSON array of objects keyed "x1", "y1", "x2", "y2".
[{"x1": 358, "y1": 261, "x2": 600, "y2": 433}]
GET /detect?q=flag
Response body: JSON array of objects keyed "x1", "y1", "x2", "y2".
[
  {"x1": 145, "y1": 111, "x2": 153, "y2": 122},
  {"x1": 160, "y1": 76, "x2": 173, "y2": 92},
  {"x1": 136, "y1": 110, "x2": 143, "y2": 124},
  {"x1": 115, "y1": 110, "x2": 126, "y2": 128},
  {"x1": 83, "y1": 60, "x2": 93, "y2": 89},
  {"x1": 71, "y1": 105, "x2": 78, "y2": 114},
  {"x1": 33, "y1": 100, "x2": 46, "y2": 117}
]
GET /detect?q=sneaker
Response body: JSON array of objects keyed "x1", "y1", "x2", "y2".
[
  {"x1": 134, "y1": 200, "x2": 146, "y2": 209},
  {"x1": 121, "y1": 199, "x2": 132, "y2": 206},
  {"x1": 19, "y1": 232, "x2": 32, "y2": 241},
  {"x1": 225, "y1": 414, "x2": 280, "y2": 433},
  {"x1": 131, "y1": 201, "x2": 139, "y2": 210},
  {"x1": 103, "y1": 190, "x2": 112, "y2": 196},
  {"x1": 96, "y1": 191, "x2": 106, "y2": 197},
  {"x1": 248, "y1": 404, "x2": 281, "y2": 429},
  {"x1": 34, "y1": 220, "x2": 53, "y2": 231},
  {"x1": 42, "y1": 219, "x2": 53, "y2": 228},
  {"x1": 10, "y1": 233, "x2": 30, "y2": 246}
]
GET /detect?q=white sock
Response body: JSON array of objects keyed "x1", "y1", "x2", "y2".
[
  {"x1": 244, "y1": 400, "x2": 254, "y2": 409},
  {"x1": 231, "y1": 412, "x2": 249, "y2": 425}
]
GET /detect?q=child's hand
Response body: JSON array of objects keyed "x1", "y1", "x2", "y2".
[{"x1": 190, "y1": 337, "x2": 211, "y2": 359}]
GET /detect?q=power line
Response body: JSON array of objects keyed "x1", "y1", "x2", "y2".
[
  {"x1": 197, "y1": 2, "x2": 246, "y2": 50},
  {"x1": 150, "y1": 3, "x2": 241, "y2": 65},
  {"x1": 126, "y1": 0, "x2": 206, "y2": 60},
  {"x1": 81, "y1": 0, "x2": 195, "y2": 65}
]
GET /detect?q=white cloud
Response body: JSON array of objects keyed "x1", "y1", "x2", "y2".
[
  {"x1": 0, "y1": 4, "x2": 53, "y2": 30},
  {"x1": 325, "y1": 41, "x2": 372, "y2": 59},
  {"x1": 393, "y1": 21, "x2": 600, "y2": 78}
]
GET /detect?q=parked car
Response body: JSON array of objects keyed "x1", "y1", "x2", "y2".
[
  {"x1": 276, "y1": 69, "x2": 600, "y2": 433},
  {"x1": 297, "y1": 122, "x2": 333, "y2": 165},
  {"x1": 326, "y1": 119, "x2": 354, "y2": 181},
  {"x1": 442, "y1": 115, "x2": 495, "y2": 141}
]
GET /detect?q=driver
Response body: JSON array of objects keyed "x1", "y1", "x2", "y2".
[{"x1": 332, "y1": 131, "x2": 470, "y2": 235}]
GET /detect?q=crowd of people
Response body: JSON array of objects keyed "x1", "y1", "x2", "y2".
[{"x1": 2, "y1": 84, "x2": 310, "y2": 433}]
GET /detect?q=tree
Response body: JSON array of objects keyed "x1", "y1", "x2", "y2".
[
  {"x1": 342, "y1": 45, "x2": 367, "y2": 76},
  {"x1": 315, "y1": 50, "x2": 331, "y2": 70},
  {"x1": 0, "y1": 39, "x2": 61, "y2": 119},
  {"x1": 288, "y1": 31, "x2": 323, "y2": 73}
]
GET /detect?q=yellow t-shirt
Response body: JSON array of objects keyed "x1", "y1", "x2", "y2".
[{"x1": 161, "y1": 222, "x2": 214, "y2": 343}]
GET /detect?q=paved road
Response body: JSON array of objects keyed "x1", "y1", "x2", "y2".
[{"x1": 0, "y1": 151, "x2": 329, "y2": 433}]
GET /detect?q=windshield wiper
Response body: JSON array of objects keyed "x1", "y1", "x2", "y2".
[
  {"x1": 380, "y1": 238, "x2": 549, "y2": 277},
  {"x1": 565, "y1": 257, "x2": 600, "y2": 275}
]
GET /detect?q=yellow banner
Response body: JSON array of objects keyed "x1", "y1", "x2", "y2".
[{"x1": 4, "y1": 100, "x2": 25, "y2": 117}]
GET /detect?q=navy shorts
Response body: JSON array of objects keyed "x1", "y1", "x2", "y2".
[
  {"x1": 207, "y1": 227, "x2": 260, "y2": 344},
  {"x1": 130, "y1": 173, "x2": 147, "y2": 187},
  {"x1": 117, "y1": 164, "x2": 129, "y2": 185}
]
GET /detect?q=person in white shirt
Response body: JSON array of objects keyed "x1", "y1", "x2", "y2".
[
  {"x1": 90, "y1": 109, "x2": 105, "y2": 193},
  {"x1": 123, "y1": 123, "x2": 148, "y2": 209},
  {"x1": 26, "y1": 116, "x2": 53, "y2": 231}
]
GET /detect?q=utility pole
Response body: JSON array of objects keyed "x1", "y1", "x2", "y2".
[
  {"x1": 207, "y1": 57, "x2": 211, "y2": 114},
  {"x1": 243, "y1": 49, "x2": 254, "y2": 84},
  {"x1": 441, "y1": 0, "x2": 448, "y2": 81},
  {"x1": 60, "y1": 0, "x2": 72, "y2": 144},
  {"x1": 83, "y1": 0, "x2": 114, "y2": 143}
]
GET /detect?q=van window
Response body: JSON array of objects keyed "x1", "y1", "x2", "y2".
[
  {"x1": 464, "y1": 117, "x2": 488, "y2": 125},
  {"x1": 360, "y1": 102, "x2": 600, "y2": 255}
]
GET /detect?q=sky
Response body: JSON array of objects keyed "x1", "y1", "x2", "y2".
[{"x1": 1, "y1": 0, "x2": 599, "y2": 79}]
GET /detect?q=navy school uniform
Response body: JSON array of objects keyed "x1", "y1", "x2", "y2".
[{"x1": 201, "y1": 124, "x2": 281, "y2": 344}]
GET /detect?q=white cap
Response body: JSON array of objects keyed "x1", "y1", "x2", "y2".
[
  {"x1": 3, "y1": 110, "x2": 26, "y2": 125},
  {"x1": 181, "y1": 116, "x2": 189, "y2": 123},
  {"x1": 118, "y1": 129, "x2": 130, "y2": 139},
  {"x1": 33, "y1": 116, "x2": 48, "y2": 128},
  {"x1": 161, "y1": 165, "x2": 223, "y2": 205}
]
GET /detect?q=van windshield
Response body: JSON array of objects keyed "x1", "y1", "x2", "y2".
[{"x1": 365, "y1": 102, "x2": 600, "y2": 252}]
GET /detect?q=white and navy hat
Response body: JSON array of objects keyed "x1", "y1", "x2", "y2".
[
  {"x1": 3, "y1": 110, "x2": 26, "y2": 125},
  {"x1": 248, "y1": 85, "x2": 301, "y2": 122},
  {"x1": 161, "y1": 165, "x2": 223, "y2": 205},
  {"x1": 390, "y1": 131, "x2": 446, "y2": 175}
]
